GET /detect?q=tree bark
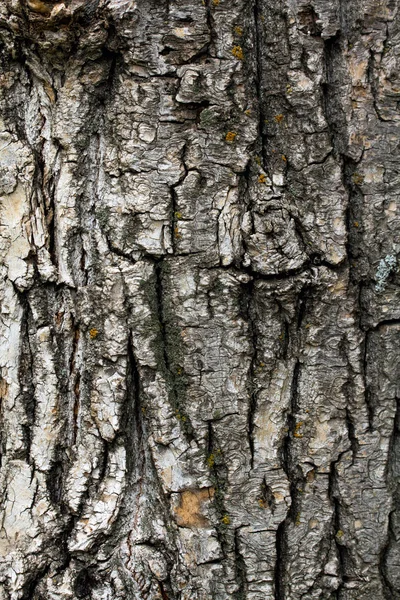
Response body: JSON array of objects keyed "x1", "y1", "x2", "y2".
[{"x1": 0, "y1": 0, "x2": 399, "y2": 598}]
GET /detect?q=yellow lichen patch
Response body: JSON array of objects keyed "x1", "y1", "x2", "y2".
[
  {"x1": 258, "y1": 498, "x2": 267, "y2": 509},
  {"x1": 258, "y1": 173, "x2": 267, "y2": 184},
  {"x1": 225, "y1": 131, "x2": 237, "y2": 143},
  {"x1": 175, "y1": 211, "x2": 183, "y2": 219},
  {"x1": 353, "y1": 221, "x2": 359, "y2": 227},
  {"x1": 352, "y1": 172, "x2": 364, "y2": 185},
  {"x1": 89, "y1": 328, "x2": 99, "y2": 340},
  {"x1": 232, "y1": 46, "x2": 244, "y2": 60},
  {"x1": 336, "y1": 529, "x2": 344, "y2": 539},
  {"x1": 175, "y1": 409, "x2": 187, "y2": 423},
  {"x1": 274, "y1": 114, "x2": 284, "y2": 123},
  {"x1": 293, "y1": 421, "x2": 304, "y2": 438},
  {"x1": 234, "y1": 26, "x2": 243, "y2": 36},
  {"x1": 174, "y1": 488, "x2": 214, "y2": 528},
  {"x1": 221, "y1": 514, "x2": 231, "y2": 525},
  {"x1": 245, "y1": 109, "x2": 251, "y2": 116},
  {"x1": 295, "y1": 512, "x2": 301, "y2": 526},
  {"x1": 207, "y1": 454, "x2": 215, "y2": 468}
]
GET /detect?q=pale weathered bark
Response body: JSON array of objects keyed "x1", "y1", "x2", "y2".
[{"x1": 0, "y1": 0, "x2": 399, "y2": 598}]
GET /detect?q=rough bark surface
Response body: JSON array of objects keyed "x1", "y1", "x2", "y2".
[{"x1": 0, "y1": 0, "x2": 399, "y2": 598}]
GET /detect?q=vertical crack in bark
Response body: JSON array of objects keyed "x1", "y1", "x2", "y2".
[
  {"x1": 240, "y1": 279, "x2": 257, "y2": 469},
  {"x1": 379, "y1": 396, "x2": 400, "y2": 598},
  {"x1": 274, "y1": 519, "x2": 286, "y2": 600},
  {"x1": 204, "y1": 0, "x2": 216, "y2": 56},
  {"x1": 21, "y1": 563, "x2": 50, "y2": 600},
  {"x1": 69, "y1": 316, "x2": 81, "y2": 445},
  {"x1": 206, "y1": 420, "x2": 229, "y2": 557},
  {"x1": 169, "y1": 143, "x2": 188, "y2": 255},
  {"x1": 253, "y1": 0, "x2": 268, "y2": 173},
  {"x1": 18, "y1": 292, "x2": 36, "y2": 462},
  {"x1": 328, "y1": 456, "x2": 349, "y2": 597},
  {"x1": 275, "y1": 284, "x2": 309, "y2": 599},
  {"x1": 154, "y1": 260, "x2": 194, "y2": 439},
  {"x1": 362, "y1": 330, "x2": 374, "y2": 431},
  {"x1": 234, "y1": 528, "x2": 248, "y2": 600}
]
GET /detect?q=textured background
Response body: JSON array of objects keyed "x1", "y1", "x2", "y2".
[{"x1": 0, "y1": 0, "x2": 399, "y2": 598}]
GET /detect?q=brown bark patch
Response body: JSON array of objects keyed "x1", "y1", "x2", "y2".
[{"x1": 173, "y1": 488, "x2": 214, "y2": 528}]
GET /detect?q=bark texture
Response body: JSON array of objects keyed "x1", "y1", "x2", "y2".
[{"x1": 0, "y1": 0, "x2": 400, "y2": 598}]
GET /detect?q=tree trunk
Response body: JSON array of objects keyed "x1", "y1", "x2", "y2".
[{"x1": 0, "y1": 0, "x2": 399, "y2": 598}]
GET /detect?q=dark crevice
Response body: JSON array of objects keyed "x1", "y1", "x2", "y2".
[
  {"x1": 275, "y1": 283, "x2": 310, "y2": 599},
  {"x1": 206, "y1": 421, "x2": 229, "y2": 556},
  {"x1": 18, "y1": 295, "x2": 36, "y2": 462},
  {"x1": 379, "y1": 396, "x2": 400, "y2": 598},
  {"x1": 154, "y1": 261, "x2": 194, "y2": 440},
  {"x1": 21, "y1": 564, "x2": 50, "y2": 600},
  {"x1": 328, "y1": 456, "x2": 355, "y2": 597},
  {"x1": 362, "y1": 331, "x2": 374, "y2": 431},
  {"x1": 169, "y1": 143, "x2": 189, "y2": 255},
  {"x1": 204, "y1": 0, "x2": 216, "y2": 57},
  {"x1": 239, "y1": 278, "x2": 258, "y2": 469},
  {"x1": 234, "y1": 528, "x2": 248, "y2": 600},
  {"x1": 274, "y1": 519, "x2": 286, "y2": 600},
  {"x1": 253, "y1": 0, "x2": 268, "y2": 173}
]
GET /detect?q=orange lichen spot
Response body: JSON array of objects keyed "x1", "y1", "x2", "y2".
[
  {"x1": 294, "y1": 422, "x2": 304, "y2": 438},
  {"x1": 221, "y1": 514, "x2": 231, "y2": 525},
  {"x1": 354, "y1": 221, "x2": 359, "y2": 227},
  {"x1": 174, "y1": 488, "x2": 214, "y2": 528},
  {"x1": 225, "y1": 131, "x2": 237, "y2": 143},
  {"x1": 245, "y1": 109, "x2": 251, "y2": 116},
  {"x1": 258, "y1": 173, "x2": 267, "y2": 184},
  {"x1": 174, "y1": 226, "x2": 181, "y2": 239},
  {"x1": 282, "y1": 154, "x2": 287, "y2": 161},
  {"x1": 234, "y1": 25, "x2": 243, "y2": 36},
  {"x1": 274, "y1": 114, "x2": 284, "y2": 123},
  {"x1": 232, "y1": 45, "x2": 244, "y2": 60},
  {"x1": 258, "y1": 498, "x2": 267, "y2": 509},
  {"x1": 213, "y1": 0, "x2": 220, "y2": 4},
  {"x1": 89, "y1": 328, "x2": 99, "y2": 340}
]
